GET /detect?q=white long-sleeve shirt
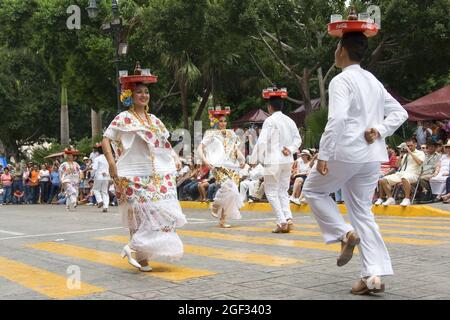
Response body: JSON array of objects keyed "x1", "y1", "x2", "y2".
[
  {"x1": 319, "y1": 64, "x2": 408, "y2": 163},
  {"x1": 92, "y1": 154, "x2": 110, "y2": 180},
  {"x1": 251, "y1": 111, "x2": 302, "y2": 165}
]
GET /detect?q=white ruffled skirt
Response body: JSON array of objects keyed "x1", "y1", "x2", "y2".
[
  {"x1": 115, "y1": 174, "x2": 187, "y2": 261},
  {"x1": 213, "y1": 167, "x2": 243, "y2": 220}
]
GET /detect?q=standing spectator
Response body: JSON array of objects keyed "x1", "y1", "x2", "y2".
[
  {"x1": 23, "y1": 164, "x2": 31, "y2": 204},
  {"x1": 0, "y1": 167, "x2": 13, "y2": 204},
  {"x1": 12, "y1": 163, "x2": 24, "y2": 203},
  {"x1": 29, "y1": 165, "x2": 40, "y2": 204},
  {"x1": 47, "y1": 164, "x2": 61, "y2": 204},
  {"x1": 415, "y1": 121, "x2": 432, "y2": 147},
  {"x1": 39, "y1": 164, "x2": 50, "y2": 203}
]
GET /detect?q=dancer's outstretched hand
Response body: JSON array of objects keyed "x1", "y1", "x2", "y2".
[
  {"x1": 317, "y1": 160, "x2": 328, "y2": 176},
  {"x1": 364, "y1": 128, "x2": 379, "y2": 144}
]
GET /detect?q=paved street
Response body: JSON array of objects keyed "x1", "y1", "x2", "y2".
[{"x1": 1, "y1": 204, "x2": 450, "y2": 300}]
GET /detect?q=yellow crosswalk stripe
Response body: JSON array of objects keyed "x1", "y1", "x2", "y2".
[
  {"x1": 381, "y1": 229, "x2": 450, "y2": 238},
  {"x1": 177, "y1": 230, "x2": 343, "y2": 253},
  {"x1": 379, "y1": 223, "x2": 450, "y2": 231},
  {"x1": 0, "y1": 256, "x2": 104, "y2": 299},
  {"x1": 27, "y1": 242, "x2": 215, "y2": 282},
  {"x1": 234, "y1": 226, "x2": 445, "y2": 246},
  {"x1": 376, "y1": 218, "x2": 450, "y2": 225},
  {"x1": 263, "y1": 222, "x2": 450, "y2": 240},
  {"x1": 239, "y1": 224, "x2": 447, "y2": 246},
  {"x1": 96, "y1": 235, "x2": 304, "y2": 267}
]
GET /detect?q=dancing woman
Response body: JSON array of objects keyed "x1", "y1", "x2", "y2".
[
  {"x1": 102, "y1": 65, "x2": 186, "y2": 271},
  {"x1": 58, "y1": 148, "x2": 81, "y2": 211},
  {"x1": 198, "y1": 107, "x2": 245, "y2": 228}
]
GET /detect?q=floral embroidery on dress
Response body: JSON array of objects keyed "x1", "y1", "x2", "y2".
[{"x1": 116, "y1": 174, "x2": 177, "y2": 205}]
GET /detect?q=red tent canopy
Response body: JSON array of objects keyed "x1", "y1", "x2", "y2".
[
  {"x1": 404, "y1": 85, "x2": 450, "y2": 121},
  {"x1": 232, "y1": 109, "x2": 269, "y2": 127}
]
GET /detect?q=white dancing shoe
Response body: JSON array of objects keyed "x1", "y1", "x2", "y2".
[
  {"x1": 374, "y1": 198, "x2": 383, "y2": 206},
  {"x1": 382, "y1": 197, "x2": 395, "y2": 206},
  {"x1": 400, "y1": 198, "x2": 411, "y2": 207},
  {"x1": 290, "y1": 197, "x2": 301, "y2": 205},
  {"x1": 139, "y1": 265, "x2": 152, "y2": 272},
  {"x1": 209, "y1": 203, "x2": 220, "y2": 218},
  {"x1": 120, "y1": 244, "x2": 142, "y2": 269}
]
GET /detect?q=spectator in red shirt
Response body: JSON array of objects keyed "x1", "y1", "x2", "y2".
[{"x1": 380, "y1": 146, "x2": 398, "y2": 177}]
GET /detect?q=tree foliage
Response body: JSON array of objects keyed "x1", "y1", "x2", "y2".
[{"x1": 0, "y1": 0, "x2": 449, "y2": 159}]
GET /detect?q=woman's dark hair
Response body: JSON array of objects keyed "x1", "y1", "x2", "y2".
[{"x1": 340, "y1": 32, "x2": 368, "y2": 62}]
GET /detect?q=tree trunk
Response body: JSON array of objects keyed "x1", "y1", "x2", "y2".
[
  {"x1": 60, "y1": 85, "x2": 70, "y2": 146},
  {"x1": 191, "y1": 84, "x2": 212, "y2": 129},
  {"x1": 179, "y1": 78, "x2": 189, "y2": 130},
  {"x1": 317, "y1": 67, "x2": 327, "y2": 108},
  {"x1": 299, "y1": 68, "x2": 312, "y2": 116},
  {"x1": 91, "y1": 108, "x2": 103, "y2": 142}
]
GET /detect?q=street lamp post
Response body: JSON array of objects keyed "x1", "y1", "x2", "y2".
[{"x1": 86, "y1": 0, "x2": 128, "y2": 114}]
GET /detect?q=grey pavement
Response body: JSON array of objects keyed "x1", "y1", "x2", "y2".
[{"x1": 0, "y1": 204, "x2": 450, "y2": 300}]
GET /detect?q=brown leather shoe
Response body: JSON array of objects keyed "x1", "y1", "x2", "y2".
[
  {"x1": 351, "y1": 277, "x2": 385, "y2": 295},
  {"x1": 286, "y1": 219, "x2": 294, "y2": 232},
  {"x1": 337, "y1": 231, "x2": 360, "y2": 267},
  {"x1": 272, "y1": 223, "x2": 289, "y2": 233}
]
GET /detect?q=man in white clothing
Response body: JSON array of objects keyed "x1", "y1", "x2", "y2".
[
  {"x1": 302, "y1": 32, "x2": 408, "y2": 295},
  {"x1": 251, "y1": 86, "x2": 302, "y2": 233},
  {"x1": 239, "y1": 163, "x2": 264, "y2": 202},
  {"x1": 92, "y1": 146, "x2": 111, "y2": 212}
]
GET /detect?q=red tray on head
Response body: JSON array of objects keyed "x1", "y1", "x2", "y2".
[
  {"x1": 262, "y1": 90, "x2": 288, "y2": 99},
  {"x1": 208, "y1": 110, "x2": 231, "y2": 116},
  {"x1": 119, "y1": 75, "x2": 158, "y2": 85},
  {"x1": 327, "y1": 20, "x2": 379, "y2": 38}
]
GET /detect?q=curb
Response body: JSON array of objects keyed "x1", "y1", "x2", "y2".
[{"x1": 180, "y1": 201, "x2": 450, "y2": 218}]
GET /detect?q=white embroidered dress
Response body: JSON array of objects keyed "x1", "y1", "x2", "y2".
[
  {"x1": 104, "y1": 111, "x2": 186, "y2": 261},
  {"x1": 201, "y1": 129, "x2": 243, "y2": 220},
  {"x1": 59, "y1": 161, "x2": 81, "y2": 207}
]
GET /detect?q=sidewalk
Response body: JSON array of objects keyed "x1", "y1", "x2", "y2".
[{"x1": 180, "y1": 201, "x2": 450, "y2": 217}]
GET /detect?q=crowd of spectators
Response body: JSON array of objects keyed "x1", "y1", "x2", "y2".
[
  {"x1": 2, "y1": 120, "x2": 450, "y2": 208},
  {"x1": 0, "y1": 148, "x2": 117, "y2": 207}
]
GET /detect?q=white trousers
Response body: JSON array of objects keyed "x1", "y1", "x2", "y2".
[
  {"x1": 240, "y1": 179, "x2": 260, "y2": 202},
  {"x1": 264, "y1": 163, "x2": 293, "y2": 225},
  {"x1": 93, "y1": 180, "x2": 110, "y2": 209},
  {"x1": 429, "y1": 173, "x2": 448, "y2": 195},
  {"x1": 303, "y1": 160, "x2": 393, "y2": 277}
]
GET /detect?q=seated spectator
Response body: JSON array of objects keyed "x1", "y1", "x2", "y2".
[
  {"x1": 429, "y1": 141, "x2": 450, "y2": 201},
  {"x1": 177, "y1": 163, "x2": 196, "y2": 200},
  {"x1": 181, "y1": 165, "x2": 209, "y2": 201},
  {"x1": 377, "y1": 138, "x2": 425, "y2": 207},
  {"x1": 240, "y1": 163, "x2": 264, "y2": 202},
  {"x1": 380, "y1": 146, "x2": 399, "y2": 176},
  {"x1": 415, "y1": 141, "x2": 440, "y2": 203},
  {"x1": 56, "y1": 192, "x2": 67, "y2": 205},
  {"x1": 290, "y1": 149, "x2": 312, "y2": 205},
  {"x1": 13, "y1": 190, "x2": 25, "y2": 204}
]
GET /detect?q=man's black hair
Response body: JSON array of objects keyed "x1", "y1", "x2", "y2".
[
  {"x1": 340, "y1": 32, "x2": 368, "y2": 62},
  {"x1": 269, "y1": 97, "x2": 284, "y2": 111}
]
